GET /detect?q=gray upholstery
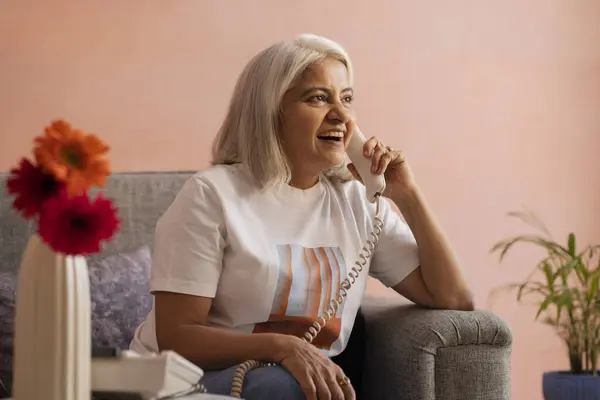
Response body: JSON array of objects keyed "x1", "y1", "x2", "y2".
[
  {"x1": 0, "y1": 171, "x2": 194, "y2": 272},
  {"x1": 360, "y1": 297, "x2": 512, "y2": 399},
  {"x1": 0, "y1": 171, "x2": 513, "y2": 399}
]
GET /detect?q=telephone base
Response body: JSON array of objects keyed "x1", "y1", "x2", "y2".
[{"x1": 91, "y1": 349, "x2": 205, "y2": 400}]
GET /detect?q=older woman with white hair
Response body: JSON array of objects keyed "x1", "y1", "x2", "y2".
[{"x1": 131, "y1": 33, "x2": 474, "y2": 400}]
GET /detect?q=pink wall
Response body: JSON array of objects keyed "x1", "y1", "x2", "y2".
[{"x1": 1, "y1": 2, "x2": 599, "y2": 399}]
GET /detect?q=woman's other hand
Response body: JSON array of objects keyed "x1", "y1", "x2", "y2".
[
  {"x1": 347, "y1": 134, "x2": 416, "y2": 197},
  {"x1": 273, "y1": 335, "x2": 356, "y2": 400}
]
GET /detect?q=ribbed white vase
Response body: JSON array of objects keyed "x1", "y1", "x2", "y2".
[{"x1": 12, "y1": 234, "x2": 91, "y2": 400}]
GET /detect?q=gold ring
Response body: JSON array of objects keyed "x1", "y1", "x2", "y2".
[{"x1": 338, "y1": 376, "x2": 351, "y2": 386}]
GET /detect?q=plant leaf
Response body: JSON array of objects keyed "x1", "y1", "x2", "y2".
[
  {"x1": 556, "y1": 291, "x2": 573, "y2": 309},
  {"x1": 506, "y1": 209, "x2": 552, "y2": 237},
  {"x1": 589, "y1": 274, "x2": 600, "y2": 303},
  {"x1": 543, "y1": 261, "x2": 555, "y2": 289},
  {"x1": 491, "y1": 235, "x2": 571, "y2": 261},
  {"x1": 568, "y1": 233, "x2": 576, "y2": 257},
  {"x1": 517, "y1": 282, "x2": 550, "y2": 301},
  {"x1": 553, "y1": 257, "x2": 581, "y2": 281},
  {"x1": 536, "y1": 296, "x2": 554, "y2": 320}
]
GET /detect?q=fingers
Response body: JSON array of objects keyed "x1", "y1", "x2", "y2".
[
  {"x1": 299, "y1": 370, "x2": 346, "y2": 400},
  {"x1": 295, "y1": 370, "x2": 318, "y2": 400},
  {"x1": 279, "y1": 339, "x2": 352, "y2": 400},
  {"x1": 341, "y1": 382, "x2": 357, "y2": 400},
  {"x1": 362, "y1": 136, "x2": 396, "y2": 175},
  {"x1": 314, "y1": 375, "x2": 333, "y2": 400},
  {"x1": 370, "y1": 142, "x2": 386, "y2": 174},
  {"x1": 282, "y1": 359, "x2": 330, "y2": 400},
  {"x1": 324, "y1": 371, "x2": 345, "y2": 400},
  {"x1": 375, "y1": 151, "x2": 393, "y2": 175},
  {"x1": 362, "y1": 136, "x2": 380, "y2": 157},
  {"x1": 393, "y1": 149, "x2": 407, "y2": 164},
  {"x1": 334, "y1": 367, "x2": 355, "y2": 400},
  {"x1": 361, "y1": 136, "x2": 408, "y2": 175}
]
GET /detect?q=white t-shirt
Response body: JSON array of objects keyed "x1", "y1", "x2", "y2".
[{"x1": 130, "y1": 163, "x2": 420, "y2": 357}]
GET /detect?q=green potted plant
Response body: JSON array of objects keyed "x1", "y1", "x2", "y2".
[{"x1": 491, "y1": 209, "x2": 600, "y2": 400}]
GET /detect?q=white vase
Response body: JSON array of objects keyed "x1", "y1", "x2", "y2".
[{"x1": 12, "y1": 234, "x2": 91, "y2": 400}]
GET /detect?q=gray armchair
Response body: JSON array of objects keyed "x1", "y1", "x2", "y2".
[
  {"x1": 0, "y1": 172, "x2": 512, "y2": 399},
  {"x1": 361, "y1": 296, "x2": 512, "y2": 399}
]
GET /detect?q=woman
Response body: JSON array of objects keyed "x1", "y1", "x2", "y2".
[{"x1": 131, "y1": 33, "x2": 474, "y2": 400}]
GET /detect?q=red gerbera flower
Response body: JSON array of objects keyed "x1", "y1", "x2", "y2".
[
  {"x1": 38, "y1": 192, "x2": 120, "y2": 255},
  {"x1": 6, "y1": 158, "x2": 65, "y2": 219}
]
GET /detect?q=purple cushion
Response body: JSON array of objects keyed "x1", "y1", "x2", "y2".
[
  {"x1": 89, "y1": 245, "x2": 153, "y2": 349},
  {"x1": 0, "y1": 245, "x2": 152, "y2": 397}
]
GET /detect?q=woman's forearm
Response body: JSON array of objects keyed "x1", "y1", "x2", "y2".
[
  {"x1": 159, "y1": 324, "x2": 287, "y2": 370},
  {"x1": 390, "y1": 184, "x2": 474, "y2": 310}
]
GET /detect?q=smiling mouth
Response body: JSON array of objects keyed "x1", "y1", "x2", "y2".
[{"x1": 317, "y1": 132, "x2": 344, "y2": 142}]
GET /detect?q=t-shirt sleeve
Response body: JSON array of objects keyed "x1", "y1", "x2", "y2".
[
  {"x1": 369, "y1": 198, "x2": 420, "y2": 288},
  {"x1": 149, "y1": 175, "x2": 226, "y2": 298}
]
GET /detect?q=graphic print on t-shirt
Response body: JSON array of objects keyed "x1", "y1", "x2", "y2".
[{"x1": 252, "y1": 244, "x2": 347, "y2": 350}]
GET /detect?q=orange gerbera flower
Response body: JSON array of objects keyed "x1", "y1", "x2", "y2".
[{"x1": 33, "y1": 120, "x2": 110, "y2": 195}]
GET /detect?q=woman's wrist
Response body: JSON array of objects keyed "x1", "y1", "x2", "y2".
[
  {"x1": 388, "y1": 184, "x2": 421, "y2": 214},
  {"x1": 255, "y1": 333, "x2": 300, "y2": 362}
]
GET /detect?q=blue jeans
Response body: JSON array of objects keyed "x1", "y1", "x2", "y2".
[
  {"x1": 203, "y1": 309, "x2": 366, "y2": 399},
  {"x1": 203, "y1": 364, "x2": 304, "y2": 400}
]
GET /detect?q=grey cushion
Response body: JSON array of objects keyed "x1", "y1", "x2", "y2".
[{"x1": 0, "y1": 273, "x2": 16, "y2": 398}]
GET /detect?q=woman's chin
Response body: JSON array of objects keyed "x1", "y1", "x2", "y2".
[
  {"x1": 320, "y1": 154, "x2": 347, "y2": 169},
  {"x1": 306, "y1": 148, "x2": 347, "y2": 172}
]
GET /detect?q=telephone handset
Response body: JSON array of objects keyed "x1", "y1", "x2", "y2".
[
  {"x1": 228, "y1": 127, "x2": 387, "y2": 398},
  {"x1": 346, "y1": 126, "x2": 387, "y2": 203}
]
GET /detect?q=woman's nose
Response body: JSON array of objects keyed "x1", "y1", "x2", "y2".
[{"x1": 326, "y1": 103, "x2": 351, "y2": 124}]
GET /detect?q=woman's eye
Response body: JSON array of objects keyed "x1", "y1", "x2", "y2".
[
  {"x1": 309, "y1": 95, "x2": 327, "y2": 102},
  {"x1": 343, "y1": 96, "x2": 354, "y2": 103}
]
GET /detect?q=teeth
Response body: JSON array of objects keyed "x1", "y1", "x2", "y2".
[{"x1": 319, "y1": 132, "x2": 344, "y2": 138}]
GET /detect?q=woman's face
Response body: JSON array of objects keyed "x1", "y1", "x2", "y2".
[{"x1": 280, "y1": 57, "x2": 355, "y2": 183}]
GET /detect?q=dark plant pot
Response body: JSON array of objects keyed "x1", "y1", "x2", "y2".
[{"x1": 543, "y1": 371, "x2": 600, "y2": 400}]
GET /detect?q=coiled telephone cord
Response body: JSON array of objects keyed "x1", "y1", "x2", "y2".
[{"x1": 230, "y1": 198, "x2": 384, "y2": 398}]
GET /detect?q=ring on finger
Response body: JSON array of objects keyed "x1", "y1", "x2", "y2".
[
  {"x1": 338, "y1": 376, "x2": 351, "y2": 386},
  {"x1": 385, "y1": 145, "x2": 393, "y2": 152}
]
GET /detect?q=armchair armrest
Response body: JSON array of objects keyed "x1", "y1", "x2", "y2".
[{"x1": 360, "y1": 296, "x2": 512, "y2": 400}]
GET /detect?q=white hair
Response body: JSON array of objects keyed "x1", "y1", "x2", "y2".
[{"x1": 211, "y1": 33, "x2": 354, "y2": 188}]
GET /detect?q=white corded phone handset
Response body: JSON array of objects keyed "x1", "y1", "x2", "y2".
[
  {"x1": 345, "y1": 126, "x2": 387, "y2": 203},
  {"x1": 229, "y1": 127, "x2": 387, "y2": 398}
]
